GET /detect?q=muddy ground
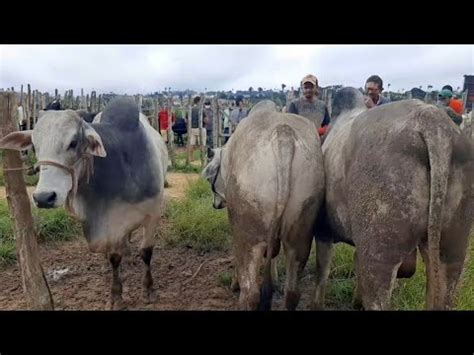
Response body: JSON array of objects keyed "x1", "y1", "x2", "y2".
[{"x1": 0, "y1": 172, "x2": 320, "y2": 310}]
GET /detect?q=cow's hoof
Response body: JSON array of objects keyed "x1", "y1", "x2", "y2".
[
  {"x1": 284, "y1": 291, "x2": 300, "y2": 311},
  {"x1": 230, "y1": 279, "x2": 240, "y2": 293},
  {"x1": 352, "y1": 298, "x2": 364, "y2": 310},
  {"x1": 309, "y1": 302, "x2": 325, "y2": 311},
  {"x1": 142, "y1": 289, "x2": 157, "y2": 304},
  {"x1": 107, "y1": 298, "x2": 126, "y2": 310}
]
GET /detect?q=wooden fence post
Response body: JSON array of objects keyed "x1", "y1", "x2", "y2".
[
  {"x1": 155, "y1": 98, "x2": 160, "y2": 131},
  {"x1": 86, "y1": 94, "x2": 90, "y2": 111},
  {"x1": 90, "y1": 91, "x2": 97, "y2": 112},
  {"x1": 167, "y1": 97, "x2": 176, "y2": 167},
  {"x1": 0, "y1": 92, "x2": 54, "y2": 310},
  {"x1": 199, "y1": 95, "x2": 206, "y2": 166},
  {"x1": 80, "y1": 89, "x2": 85, "y2": 110},
  {"x1": 32, "y1": 90, "x2": 36, "y2": 128},
  {"x1": 186, "y1": 101, "x2": 193, "y2": 165},
  {"x1": 212, "y1": 97, "x2": 218, "y2": 149},
  {"x1": 25, "y1": 84, "x2": 31, "y2": 130},
  {"x1": 44, "y1": 93, "x2": 49, "y2": 109}
]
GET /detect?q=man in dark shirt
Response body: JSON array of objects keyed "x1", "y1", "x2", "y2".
[
  {"x1": 288, "y1": 74, "x2": 330, "y2": 135},
  {"x1": 188, "y1": 96, "x2": 206, "y2": 161},
  {"x1": 203, "y1": 101, "x2": 213, "y2": 147}
]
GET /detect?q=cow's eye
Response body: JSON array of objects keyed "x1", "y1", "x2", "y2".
[{"x1": 68, "y1": 140, "x2": 78, "y2": 150}]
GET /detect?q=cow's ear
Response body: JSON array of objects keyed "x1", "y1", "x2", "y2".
[
  {"x1": 0, "y1": 130, "x2": 33, "y2": 151},
  {"x1": 83, "y1": 123, "x2": 106, "y2": 157},
  {"x1": 202, "y1": 162, "x2": 218, "y2": 181}
]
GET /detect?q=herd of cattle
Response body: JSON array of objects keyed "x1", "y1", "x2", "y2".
[{"x1": 0, "y1": 90, "x2": 472, "y2": 310}]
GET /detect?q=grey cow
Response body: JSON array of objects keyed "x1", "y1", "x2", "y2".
[
  {"x1": 202, "y1": 100, "x2": 326, "y2": 310},
  {"x1": 313, "y1": 87, "x2": 473, "y2": 310},
  {"x1": 0, "y1": 97, "x2": 168, "y2": 309}
]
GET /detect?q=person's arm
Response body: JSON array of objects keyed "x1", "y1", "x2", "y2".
[{"x1": 448, "y1": 109, "x2": 463, "y2": 126}]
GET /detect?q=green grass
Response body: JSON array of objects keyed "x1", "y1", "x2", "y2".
[
  {"x1": 0, "y1": 201, "x2": 15, "y2": 267},
  {"x1": 217, "y1": 271, "x2": 233, "y2": 287},
  {"x1": 0, "y1": 151, "x2": 39, "y2": 186},
  {"x1": 34, "y1": 208, "x2": 82, "y2": 244},
  {"x1": 271, "y1": 233, "x2": 474, "y2": 310},
  {"x1": 301, "y1": 236, "x2": 474, "y2": 310},
  {"x1": 0, "y1": 200, "x2": 81, "y2": 266},
  {"x1": 170, "y1": 161, "x2": 203, "y2": 174},
  {"x1": 391, "y1": 235, "x2": 474, "y2": 310},
  {"x1": 169, "y1": 150, "x2": 204, "y2": 174},
  {"x1": 163, "y1": 178, "x2": 231, "y2": 252}
]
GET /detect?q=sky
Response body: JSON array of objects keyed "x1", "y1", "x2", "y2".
[{"x1": 0, "y1": 45, "x2": 472, "y2": 95}]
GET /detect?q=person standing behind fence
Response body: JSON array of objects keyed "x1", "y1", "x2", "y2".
[
  {"x1": 364, "y1": 75, "x2": 391, "y2": 108},
  {"x1": 158, "y1": 105, "x2": 170, "y2": 143},
  {"x1": 288, "y1": 74, "x2": 330, "y2": 136},
  {"x1": 230, "y1": 95, "x2": 248, "y2": 132},
  {"x1": 222, "y1": 104, "x2": 231, "y2": 144},
  {"x1": 189, "y1": 96, "x2": 206, "y2": 161},
  {"x1": 442, "y1": 85, "x2": 464, "y2": 115},
  {"x1": 203, "y1": 100, "x2": 213, "y2": 147},
  {"x1": 437, "y1": 89, "x2": 463, "y2": 126}
]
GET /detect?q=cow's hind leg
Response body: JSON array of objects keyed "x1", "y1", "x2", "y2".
[
  {"x1": 310, "y1": 240, "x2": 334, "y2": 310},
  {"x1": 140, "y1": 218, "x2": 159, "y2": 304},
  {"x1": 356, "y1": 251, "x2": 401, "y2": 310},
  {"x1": 109, "y1": 253, "x2": 125, "y2": 310},
  {"x1": 238, "y1": 243, "x2": 266, "y2": 310},
  {"x1": 352, "y1": 250, "x2": 363, "y2": 310},
  {"x1": 419, "y1": 239, "x2": 466, "y2": 310},
  {"x1": 283, "y1": 237, "x2": 312, "y2": 311}
]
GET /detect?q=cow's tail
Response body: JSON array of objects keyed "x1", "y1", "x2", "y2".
[
  {"x1": 419, "y1": 107, "x2": 452, "y2": 309},
  {"x1": 259, "y1": 124, "x2": 296, "y2": 310}
]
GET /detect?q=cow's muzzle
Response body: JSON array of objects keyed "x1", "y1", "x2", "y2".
[{"x1": 33, "y1": 191, "x2": 57, "y2": 208}]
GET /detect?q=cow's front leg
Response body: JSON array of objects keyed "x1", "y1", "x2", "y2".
[
  {"x1": 140, "y1": 246, "x2": 156, "y2": 303},
  {"x1": 108, "y1": 253, "x2": 125, "y2": 310},
  {"x1": 140, "y1": 218, "x2": 158, "y2": 304}
]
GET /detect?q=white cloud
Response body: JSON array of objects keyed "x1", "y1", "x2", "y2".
[{"x1": 0, "y1": 45, "x2": 472, "y2": 94}]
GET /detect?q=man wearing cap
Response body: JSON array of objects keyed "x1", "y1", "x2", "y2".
[
  {"x1": 442, "y1": 85, "x2": 464, "y2": 115},
  {"x1": 287, "y1": 74, "x2": 330, "y2": 135},
  {"x1": 437, "y1": 89, "x2": 463, "y2": 126},
  {"x1": 364, "y1": 75, "x2": 391, "y2": 108}
]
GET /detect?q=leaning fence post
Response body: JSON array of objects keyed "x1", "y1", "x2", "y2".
[{"x1": 0, "y1": 92, "x2": 54, "y2": 310}]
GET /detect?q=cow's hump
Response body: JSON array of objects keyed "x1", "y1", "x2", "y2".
[{"x1": 101, "y1": 97, "x2": 139, "y2": 130}]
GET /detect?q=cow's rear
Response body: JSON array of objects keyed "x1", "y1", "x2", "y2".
[
  {"x1": 203, "y1": 100, "x2": 325, "y2": 310},
  {"x1": 318, "y1": 89, "x2": 473, "y2": 310}
]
